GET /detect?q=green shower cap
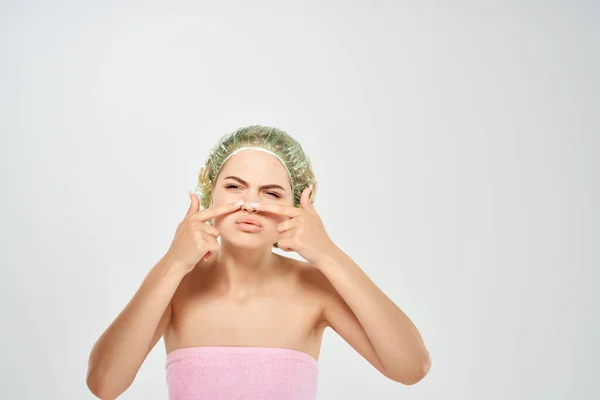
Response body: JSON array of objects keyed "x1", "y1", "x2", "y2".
[{"x1": 194, "y1": 125, "x2": 317, "y2": 212}]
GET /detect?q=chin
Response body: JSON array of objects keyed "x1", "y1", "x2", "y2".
[{"x1": 219, "y1": 231, "x2": 275, "y2": 250}]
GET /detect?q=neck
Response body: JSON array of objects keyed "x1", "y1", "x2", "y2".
[{"x1": 212, "y1": 239, "x2": 279, "y2": 297}]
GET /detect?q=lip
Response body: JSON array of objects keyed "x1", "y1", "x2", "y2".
[
  {"x1": 235, "y1": 217, "x2": 262, "y2": 227},
  {"x1": 236, "y1": 222, "x2": 263, "y2": 232}
]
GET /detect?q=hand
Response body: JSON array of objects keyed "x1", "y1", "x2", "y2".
[
  {"x1": 258, "y1": 185, "x2": 337, "y2": 266},
  {"x1": 165, "y1": 193, "x2": 243, "y2": 274}
]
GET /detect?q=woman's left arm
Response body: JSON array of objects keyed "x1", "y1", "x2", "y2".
[
  {"x1": 314, "y1": 245, "x2": 432, "y2": 385},
  {"x1": 261, "y1": 185, "x2": 431, "y2": 385}
]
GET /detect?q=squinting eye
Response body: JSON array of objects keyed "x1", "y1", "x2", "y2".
[{"x1": 225, "y1": 184, "x2": 280, "y2": 198}]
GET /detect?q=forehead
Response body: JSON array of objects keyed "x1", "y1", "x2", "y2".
[{"x1": 217, "y1": 149, "x2": 291, "y2": 186}]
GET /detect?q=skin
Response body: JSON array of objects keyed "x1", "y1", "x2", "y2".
[
  {"x1": 148, "y1": 149, "x2": 430, "y2": 384},
  {"x1": 161, "y1": 149, "x2": 328, "y2": 361}
]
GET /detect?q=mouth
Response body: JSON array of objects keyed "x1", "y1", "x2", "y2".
[
  {"x1": 235, "y1": 221, "x2": 264, "y2": 232},
  {"x1": 235, "y1": 217, "x2": 262, "y2": 227},
  {"x1": 235, "y1": 216, "x2": 264, "y2": 232}
]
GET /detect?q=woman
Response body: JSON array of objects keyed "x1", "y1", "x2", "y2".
[{"x1": 86, "y1": 125, "x2": 431, "y2": 399}]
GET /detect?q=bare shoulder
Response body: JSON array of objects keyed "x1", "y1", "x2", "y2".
[
  {"x1": 292, "y1": 258, "x2": 360, "y2": 330},
  {"x1": 279, "y1": 256, "x2": 327, "y2": 289},
  {"x1": 283, "y1": 257, "x2": 339, "y2": 326},
  {"x1": 294, "y1": 260, "x2": 331, "y2": 290}
]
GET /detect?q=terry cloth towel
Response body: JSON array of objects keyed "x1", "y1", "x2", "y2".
[{"x1": 165, "y1": 346, "x2": 319, "y2": 400}]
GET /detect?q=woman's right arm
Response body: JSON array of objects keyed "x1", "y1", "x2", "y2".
[
  {"x1": 86, "y1": 194, "x2": 243, "y2": 399},
  {"x1": 86, "y1": 255, "x2": 187, "y2": 400}
]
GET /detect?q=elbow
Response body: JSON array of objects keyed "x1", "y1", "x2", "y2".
[
  {"x1": 86, "y1": 367, "x2": 131, "y2": 400},
  {"x1": 86, "y1": 372, "x2": 106, "y2": 399},
  {"x1": 87, "y1": 370, "x2": 110, "y2": 399},
  {"x1": 404, "y1": 356, "x2": 432, "y2": 385},
  {"x1": 388, "y1": 352, "x2": 432, "y2": 386},
  {"x1": 87, "y1": 379, "x2": 126, "y2": 400},
  {"x1": 86, "y1": 362, "x2": 102, "y2": 397}
]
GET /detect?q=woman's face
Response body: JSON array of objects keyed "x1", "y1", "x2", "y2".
[{"x1": 210, "y1": 149, "x2": 294, "y2": 249}]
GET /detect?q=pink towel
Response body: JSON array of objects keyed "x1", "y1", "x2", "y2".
[{"x1": 165, "y1": 346, "x2": 319, "y2": 400}]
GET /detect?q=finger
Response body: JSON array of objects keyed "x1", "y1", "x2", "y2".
[
  {"x1": 203, "y1": 236, "x2": 220, "y2": 261},
  {"x1": 279, "y1": 228, "x2": 295, "y2": 239},
  {"x1": 277, "y1": 237, "x2": 294, "y2": 252},
  {"x1": 255, "y1": 202, "x2": 302, "y2": 218},
  {"x1": 277, "y1": 218, "x2": 297, "y2": 233},
  {"x1": 205, "y1": 232, "x2": 219, "y2": 247},
  {"x1": 300, "y1": 185, "x2": 313, "y2": 210},
  {"x1": 197, "y1": 200, "x2": 244, "y2": 222},
  {"x1": 202, "y1": 223, "x2": 220, "y2": 238},
  {"x1": 186, "y1": 191, "x2": 200, "y2": 216}
]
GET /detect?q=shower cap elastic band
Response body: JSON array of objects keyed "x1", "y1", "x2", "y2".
[{"x1": 193, "y1": 125, "x2": 317, "y2": 211}]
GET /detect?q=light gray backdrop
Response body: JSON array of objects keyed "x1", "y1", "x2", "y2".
[{"x1": 1, "y1": 1, "x2": 598, "y2": 399}]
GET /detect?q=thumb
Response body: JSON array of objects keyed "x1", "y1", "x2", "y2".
[
  {"x1": 186, "y1": 191, "x2": 200, "y2": 216},
  {"x1": 300, "y1": 185, "x2": 314, "y2": 211}
]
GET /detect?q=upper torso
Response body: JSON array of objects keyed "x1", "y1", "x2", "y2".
[{"x1": 162, "y1": 254, "x2": 329, "y2": 362}]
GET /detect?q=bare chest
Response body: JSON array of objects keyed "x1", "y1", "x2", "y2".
[{"x1": 163, "y1": 265, "x2": 327, "y2": 361}]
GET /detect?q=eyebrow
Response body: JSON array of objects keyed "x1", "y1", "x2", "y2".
[{"x1": 222, "y1": 176, "x2": 287, "y2": 192}]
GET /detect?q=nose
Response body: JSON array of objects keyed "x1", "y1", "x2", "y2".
[
  {"x1": 237, "y1": 189, "x2": 261, "y2": 213},
  {"x1": 241, "y1": 203, "x2": 259, "y2": 214},
  {"x1": 240, "y1": 189, "x2": 261, "y2": 212}
]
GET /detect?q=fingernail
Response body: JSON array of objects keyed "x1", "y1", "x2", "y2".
[
  {"x1": 234, "y1": 200, "x2": 244, "y2": 207},
  {"x1": 249, "y1": 203, "x2": 261, "y2": 208}
]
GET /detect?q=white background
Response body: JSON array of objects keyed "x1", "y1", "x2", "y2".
[{"x1": 1, "y1": 1, "x2": 598, "y2": 399}]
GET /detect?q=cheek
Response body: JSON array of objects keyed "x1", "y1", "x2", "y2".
[
  {"x1": 208, "y1": 198, "x2": 232, "y2": 227},
  {"x1": 211, "y1": 188, "x2": 242, "y2": 205},
  {"x1": 211, "y1": 193, "x2": 226, "y2": 206},
  {"x1": 212, "y1": 215, "x2": 234, "y2": 232}
]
